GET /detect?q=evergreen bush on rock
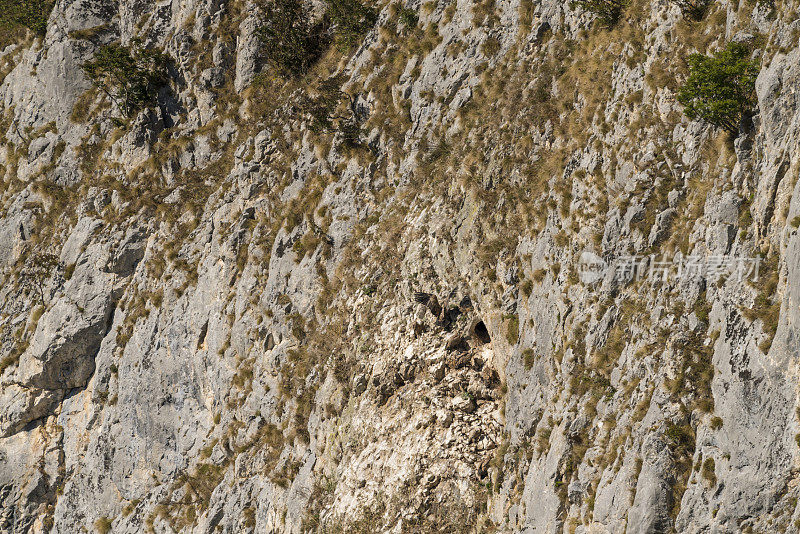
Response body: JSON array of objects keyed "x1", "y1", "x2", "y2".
[
  {"x1": 81, "y1": 41, "x2": 169, "y2": 118},
  {"x1": 677, "y1": 42, "x2": 759, "y2": 136},
  {"x1": 572, "y1": 0, "x2": 628, "y2": 26},
  {"x1": 257, "y1": 0, "x2": 330, "y2": 77},
  {"x1": 0, "y1": 0, "x2": 53, "y2": 36},
  {"x1": 257, "y1": 0, "x2": 377, "y2": 77}
]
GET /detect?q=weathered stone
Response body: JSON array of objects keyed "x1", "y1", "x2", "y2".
[{"x1": 1, "y1": 0, "x2": 800, "y2": 532}]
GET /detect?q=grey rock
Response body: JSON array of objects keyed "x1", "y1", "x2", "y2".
[
  {"x1": 16, "y1": 249, "x2": 117, "y2": 391},
  {"x1": 627, "y1": 433, "x2": 674, "y2": 534},
  {"x1": 2, "y1": 0, "x2": 800, "y2": 532},
  {"x1": 0, "y1": 385, "x2": 61, "y2": 438},
  {"x1": 648, "y1": 208, "x2": 676, "y2": 247},
  {"x1": 352, "y1": 373, "x2": 367, "y2": 396},
  {"x1": 451, "y1": 395, "x2": 476, "y2": 413}
]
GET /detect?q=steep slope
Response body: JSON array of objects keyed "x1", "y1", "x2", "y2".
[{"x1": 1, "y1": 0, "x2": 800, "y2": 532}]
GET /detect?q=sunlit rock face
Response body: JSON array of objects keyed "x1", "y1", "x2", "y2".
[{"x1": 1, "y1": 0, "x2": 800, "y2": 532}]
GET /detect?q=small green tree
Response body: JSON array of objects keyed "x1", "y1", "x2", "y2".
[
  {"x1": 19, "y1": 252, "x2": 59, "y2": 306},
  {"x1": 257, "y1": 0, "x2": 329, "y2": 77},
  {"x1": 0, "y1": 0, "x2": 54, "y2": 36},
  {"x1": 81, "y1": 41, "x2": 169, "y2": 118},
  {"x1": 299, "y1": 75, "x2": 346, "y2": 132},
  {"x1": 677, "y1": 42, "x2": 759, "y2": 136},
  {"x1": 257, "y1": 0, "x2": 376, "y2": 77},
  {"x1": 299, "y1": 74, "x2": 363, "y2": 148},
  {"x1": 398, "y1": 6, "x2": 419, "y2": 30},
  {"x1": 572, "y1": 0, "x2": 628, "y2": 26},
  {"x1": 670, "y1": 0, "x2": 711, "y2": 20},
  {"x1": 328, "y1": 0, "x2": 377, "y2": 50}
]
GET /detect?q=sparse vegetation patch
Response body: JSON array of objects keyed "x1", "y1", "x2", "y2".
[{"x1": 81, "y1": 41, "x2": 169, "y2": 118}]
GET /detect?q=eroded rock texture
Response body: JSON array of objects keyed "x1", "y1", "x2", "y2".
[{"x1": 1, "y1": 0, "x2": 800, "y2": 532}]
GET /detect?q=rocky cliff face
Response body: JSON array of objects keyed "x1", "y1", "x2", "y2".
[{"x1": 1, "y1": 0, "x2": 800, "y2": 532}]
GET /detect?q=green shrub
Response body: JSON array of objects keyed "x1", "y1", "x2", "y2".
[
  {"x1": 257, "y1": 0, "x2": 375, "y2": 77},
  {"x1": 505, "y1": 314, "x2": 520, "y2": 345},
  {"x1": 299, "y1": 74, "x2": 364, "y2": 147},
  {"x1": 0, "y1": 0, "x2": 54, "y2": 37},
  {"x1": 19, "y1": 252, "x2": 59, "y2": 306},
  {"x1": 701, "y1": 457, "x2": 716, "y2": 485},
  {"x1": 521, "y1": 279, "x2": 533, "y2": 297},
  {"x1": 665, "y1": 422, "x2": 694, "y2": 455},
  {"x1": 571, "y1": 0, "x2": 628, "y2": 26},
  {"x1": 677, "y1": 42, "x2": 759, "y2": 136},
  {"x1": 257, "y1": 0, "x2": 329, "y2": 77},
  {"x1": 81, "y1": 41, "x2": 169, "y2": 118},
  {"x1": 299, "y1": 74, "x2": 347, "y2": 132},
  {"x1": 670, "y1": 0, "x2": 711, "y2": 20},
  {"x1": 328, "y1": 0, "x2": 377, "y2": 50},
  {"x1": 756, "y1": 0, "x2": 776, "y2": 12},
  {"x1": 522, "y1": 348, "x2": 536, "y2": 369},
  {"x1": 398, "y1": 6, "x2": 419, "y2": 29}
]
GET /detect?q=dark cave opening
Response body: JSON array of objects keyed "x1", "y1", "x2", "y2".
[{"x1": 473, "y1": 320, "x2": 491, "y2": 344}]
